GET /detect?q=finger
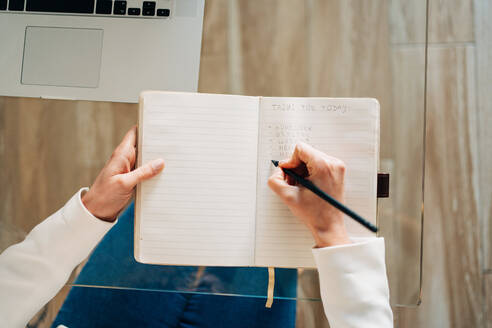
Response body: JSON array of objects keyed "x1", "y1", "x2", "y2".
[
  {"x1": 120, "y1": 158, "x2": 165, "y2": 188},
  {"x1": 267, "y1": 168, "x2": 299, "y2": 205},
  {"x1": 280, "y1": 142, "x2": 319, "y2": 169},
  {"x1": 114, "y1": 125, "x2": 138, "y2": 156}
]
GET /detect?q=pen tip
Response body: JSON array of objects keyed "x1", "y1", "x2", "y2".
[{"x1": 271, "y1": 160, "x2": 279, "y2": 167}]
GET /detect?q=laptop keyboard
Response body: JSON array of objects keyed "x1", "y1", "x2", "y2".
[{"x1": 0, "y1": 0, "x2": 171, "y2": 18}]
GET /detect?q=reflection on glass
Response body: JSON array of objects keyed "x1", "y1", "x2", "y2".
[{"x1": 0, "y1": 0, "x2": 428, "y2": 311}]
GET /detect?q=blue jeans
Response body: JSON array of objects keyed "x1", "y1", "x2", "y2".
[{"x1": 52, "y1": 203, "x2": 297, "y2": 328}]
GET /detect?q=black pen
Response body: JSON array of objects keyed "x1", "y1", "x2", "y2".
[{"x1": 271, "y1": 160, "x2": 378, "y2": 233}]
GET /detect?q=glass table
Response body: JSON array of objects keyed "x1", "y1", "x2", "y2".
[
  {"x1": 66, "y1": 0, "x2": 428, "y2": 308},
  {"x1": 0, "y1": 0, "x2": 429, "y2": 326}
]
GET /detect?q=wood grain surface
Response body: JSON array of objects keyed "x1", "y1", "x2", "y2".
[
  {"x1": 308, "y1": 0, "x2": 394, "y2": 159},
  {"x1": 389, "y1": 0, "x2": 427, "y2": 44},
  {"x1": 474, "y1": 0, "x2": 492, "y2": 272},
  {"x1": 238, "y1": 0, "x2": 309, "y2": 97},
  {"x1": 428, "y1": 0, "x2": 475, "y2": 43},
  {"x1": 418, "y1": 44, "x2": 482, "y2": 327},
  {"x1": 0, "y1": 0, "x2": 491, "y2": 327},
  {"x1": 198, "y1": 0, "x2": 230, "y2": 94},
  {"x1": 384, "y1": 46, "x2": 426, "y2": 306},
  {"x1": 487, "y1": 274, "x2": 492, "y2": 328}
]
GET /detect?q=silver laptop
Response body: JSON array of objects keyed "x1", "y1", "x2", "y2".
[{"x1": 0, "y1": 0, "x2": 204, "y2": 103}]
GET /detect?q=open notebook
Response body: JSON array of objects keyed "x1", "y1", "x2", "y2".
[{"x1": 135, "y1": 91, "x2": 379, "y2": 268}]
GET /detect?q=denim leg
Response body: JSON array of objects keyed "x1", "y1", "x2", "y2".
[{"x1": 53, "y1": 203, "x2": 297, "y2": 328}]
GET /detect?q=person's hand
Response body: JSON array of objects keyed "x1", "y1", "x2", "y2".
[
  {"x1": 82, "y1": 126, "x2": 165, "y2": 222},
  {"x1": 268, "y1": 142, "x2": 351, "y2": 248}
]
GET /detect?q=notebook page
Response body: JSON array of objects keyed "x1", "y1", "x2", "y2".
[
  {"x1": 254, "y1": 97, "x2": 379, "y2": 268},
  {"x1": 135, "y1": 92, "x2": 259, "y2": 266}
]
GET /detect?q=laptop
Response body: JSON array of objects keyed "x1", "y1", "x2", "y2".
[{"x1": 0, "y1": 0, "x2": 205, "y2": 103}]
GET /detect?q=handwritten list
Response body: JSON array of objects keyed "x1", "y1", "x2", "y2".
[
  {"x1": 254, "y1": 97, "x2": 379, "y2": 268},
  {"x1": 135, "y1": 92, "x2": 379, "y2": 268}
]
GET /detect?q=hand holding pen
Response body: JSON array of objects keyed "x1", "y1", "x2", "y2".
[{"x1": 268, "y1": 142, "x2": 377, "y2": 248}]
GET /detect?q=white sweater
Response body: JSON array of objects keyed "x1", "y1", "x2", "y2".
[{"x1": 0, "y1": 188, "x2": 393, "y2": 327}]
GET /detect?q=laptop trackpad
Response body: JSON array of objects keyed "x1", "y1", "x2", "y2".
[{"x1": 22, "y1": 27, "x2": 103, "y2": 88}]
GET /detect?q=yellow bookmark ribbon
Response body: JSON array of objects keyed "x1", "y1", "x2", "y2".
[{"x1": 265, "y1": 267, "x2": 275, "y2": 308}]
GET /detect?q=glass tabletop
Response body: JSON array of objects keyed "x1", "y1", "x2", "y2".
[
  {"x1": 64, "y1": 0, "x2": 428, "y2": 307},
  {"x1": 0, "y1": 0, "x2": 428, "y2": 311}
]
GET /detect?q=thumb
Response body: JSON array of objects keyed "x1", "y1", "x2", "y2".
[
  {"x1": 121, "y1": 158, "x2": 165, "y2": 188},
  {"x1": 267, "y1": 168, "x2": 299, "y2": 205}
]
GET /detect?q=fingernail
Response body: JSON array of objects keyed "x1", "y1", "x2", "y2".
[{"x1": 151, "y1": 159, "x2": 165, "y2": 172}]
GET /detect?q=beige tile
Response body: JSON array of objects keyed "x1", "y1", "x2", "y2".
[
  {"x1": 487, "y1": 274, "x2": 492, "y2": 328},
  {"x1": 0, "y1": 98, "x2": 137, "y2": 252},
  {"x1": 27, "y1": 285, "x2": 71, "y2": 328},
  {"x1": 398, "y1": 45, "x2": 483, "y2": 327},
  {"x1": 0, "y1": 97, "x2": 137, "y2": 324},
  {"x1": 0, "y1": 98, "x2": 27, "y2": 251},
  {"x1": 296, "y1": 302, "x2": 330, "y2": 328},
  {"x1": 237, "y1": 0, "x2": 308, "y2": 97},
  {"x1": 296, "y1": 270, "x2": 330, "y2": 328},
  {"x1": 308, "y1": 0, "x2": 393, "y2": 158},
  {"x1": 390, "y1": 0, "x2": 475, "y2": 44},
  {"x1": 389, "y1": 0, "x2": 427, "y2": 44},
  {"x1": 381, "y1": 46, "x2": 426, "y2": 306},
  {"x1": 0, "y1": 1, "x2": 489, "y2": 327},
  {"x1": 428, "y1": 0, "x2": 474, "y2": 43},
  {"x1": 199, "y1": 56, "x2": 231, "y2": 94},
  {"x1": 474, "y1": 0, "x2": 492, "y2": 270},
  {"x1": 200, "y1": 0, "x2": 229, "y2": 57},
  {"x1": 198, "y1": 0, "x2": 230, "y2": 94}
]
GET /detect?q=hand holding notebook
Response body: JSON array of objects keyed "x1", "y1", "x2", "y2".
[{"x1": 135, "y1": 91, "x2": 380, "y2": 268}]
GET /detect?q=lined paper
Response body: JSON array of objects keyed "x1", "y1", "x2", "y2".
[
  {"x1": 135, "y1": 92, "x2": 259, "y2": 266},
  {"x1": 135, "y1": 92, "x2": 379, "y2": 269},
  {"x1": 254, "y1": 97, "x2": 379, "y2": 268}
]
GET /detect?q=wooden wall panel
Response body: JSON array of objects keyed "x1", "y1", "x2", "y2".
[
  {"x1": 198, "y1": 0, "x2": 230, "y2": 94},
  {"x1": 487, "y1": 274, "x2": 492, "y2": 328},
  {"x1": 398, "y1": 45, "x2": 483, "y2": 327},
  {"x1": 474, "y1": 0, "x2": 492, "y2": 271},
  {"x1": 237, "y1": 0, "x2": 308, "y2": 97},
  {"x1": 382, "y1": 46, "x2": 425, "y2": 305},
  {"x1": 389, "y1": 0, "x2": 427, "y2": 44},
  {"x1": 296, "y1": 270, "x2": 330, "y2": 328},
  {"x1": 0, "y1": 98, "x2": 137, "y2": 328},
  {"x1": 308, "y1": 0, "x2": 394, "y2": 158},
  {"x1": 0, "y1": 98, "x2": 136, "y2": 247},
  {"x1": 428, "y1": 0, "x2": 474, "y2": 43},
  {"x1": 27, "y1": 286, "x2": 71, "y2": 328},
  {"x1": 1, "y1": 0, "x2": 490, "y2": 327},
  {"x1": 0, "y1": 98, "x2": 137, "y2": 252}
]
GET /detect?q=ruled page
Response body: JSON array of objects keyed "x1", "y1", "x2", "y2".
[
  {"x1": 254, "y1": 97, "x2": 379, "y2": 268},
  {"x1": 135, "y1": 92, "x2": 259, "y2": 266}
]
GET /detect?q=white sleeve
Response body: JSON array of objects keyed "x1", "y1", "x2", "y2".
[
  {"x1": 312, "y1": 237, "x2": 393, "y2": 328},
  {"x1": 0, "y1": 188, "x2": 116, "y2": 328}
]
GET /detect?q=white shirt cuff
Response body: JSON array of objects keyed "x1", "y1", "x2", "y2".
[
  {"x1": 312, "y1": 237, "x2": 393, "y2": 327},
  {"x1": 57, "y1": 188, "x2": 117, "y2": 267}
]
